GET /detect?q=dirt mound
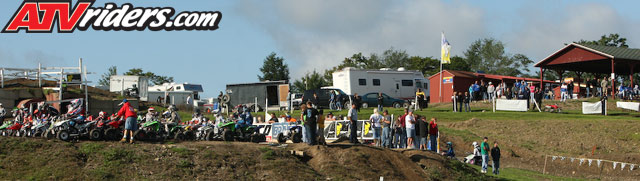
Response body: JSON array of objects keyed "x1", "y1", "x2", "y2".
[
  {"x1": 291, "y1": 143, "x2": 495, "y2": 180},
  {"x1": 0, "y1": 137, "x2": 494, "y2": 180}
]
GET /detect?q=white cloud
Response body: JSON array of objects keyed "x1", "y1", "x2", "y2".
[
  {"x1": 236, "y1": 0, "x2": 486, "y2": 78},
  {"x1": 237, "y1": 0, "x2": 640, "y2": 78},
  {"x1": 504, "y1": 2, "x2": 640, "y2": 63}
]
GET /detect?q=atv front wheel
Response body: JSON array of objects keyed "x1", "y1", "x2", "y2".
[
  {"x1": 205, "y1": 130, "x2": 215, "y2": 141},
  {"x1": 104, "y1": 128, "x2": 118, "y2": 141},
  {"x1": 277, "y1": 133, "x2": 286, "y2": 144},
  {"x1": 222, "y1": 130, "x2": 233, "y2": 142},
  {"x1": 44, "y1": 131, "x2": 55, "y2": 139},
  {"x1": 292, "y1": 131, "x2": 302, "y2": 143},
  {"x1": 134, "y1": 130, "x2": 147, "y2": 141},
  {"x1": 57, "y1": 130, "x2": 71, "y2": 141},
  {"x1": 174, "y1": 132, "x2": 186, "y2": 141},
  {"x1": 90, "y1": 129, "x2": 102, "y2": 141}
]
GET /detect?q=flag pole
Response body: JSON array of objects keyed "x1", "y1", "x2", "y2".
[{"x1": 439, "y1": 58, "x2": 443, "y2": 103}]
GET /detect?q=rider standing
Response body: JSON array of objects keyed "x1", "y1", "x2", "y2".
[{"x1": 116, "y1": 99, "x2": 137, "y2": 144}]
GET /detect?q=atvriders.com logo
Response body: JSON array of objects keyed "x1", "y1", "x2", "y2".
[{"x1": 2, "y1": 0, "x2": 222, "y2": 33}]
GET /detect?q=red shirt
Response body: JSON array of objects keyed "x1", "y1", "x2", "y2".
[
  {"x1": 398, "y1": 113, "x2": 407, "y2": 128},
  {"x1": 429, "y1": 121, "x2": 438, "y2": 135},
  {"x1": 117, "y1": 102, "x2": 137, "y2": 118}
]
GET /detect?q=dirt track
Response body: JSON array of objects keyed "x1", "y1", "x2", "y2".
[{"x1": 0, "y1": 137, "x2": 494, "y2": 180}]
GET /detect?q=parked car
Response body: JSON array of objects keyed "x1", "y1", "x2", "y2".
[
  {"x1": 290, "y1": 93, "x2": 303, "y2": 109},
  {"x1": 301, "y1": 88, "x2": 352, "y2": 109},
  {"x1": 360, "y1": 93, "x2": 409, "y2": 109}
]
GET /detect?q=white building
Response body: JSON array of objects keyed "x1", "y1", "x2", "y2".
[
  {"x1": 109, "y1": 75, "x2": 149, "y2": 101},
  {"x1": 331, "y1": 67, "x2": 428, "y2": 100},
  {"x1": 147, "y1": 82, "x2": 204, "y2": 106}
]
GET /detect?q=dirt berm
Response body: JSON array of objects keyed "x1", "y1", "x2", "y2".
[{"x1": 0, "y1": 137, "x2": 497, "y2": 180}]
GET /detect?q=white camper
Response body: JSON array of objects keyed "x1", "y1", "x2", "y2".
[
  {"x1": 332, "y1": 67, "x2": 428, "y2": 100},
  {"x1": 109, "y1": 75, "x2": 149, "y2": 101}
]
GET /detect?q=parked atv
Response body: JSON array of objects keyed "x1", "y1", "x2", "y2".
[
  {"x1": 42, "y1": 118, "x2": 65, "y2": 139},
  {"x1": 134, "y1": 120, "x2": 167, "y2": 142},
  {"x1": 6, "y1": 122, "x2": 23, "y2": 137},
  {"x1": 276, "y1": 123, "x2": 303, "y2": 144},
  {"x1": 218, "y1": 120, "x2": 265, "y2": 143},
  {"x1": 194, "y1": 124, "x2": 216, "y2": 141},
  {"x1": 29, "y1": 119, "x2": 51, "y2": 137},
  {"x1": 173, "y1": 125, "x2": 197, "y2": 141},
  {"x1": 89, "y1": 118, "x2": 125, "y2": 141},
  {"x1": 0, "y1": 121, "x2": 14, "y2": 136},
  {"x1": 56, "y1": 120, "x2": 97, "y2": 142},
  {"x1": 17, "y1": 122, "x2": 31, "y2": 137}
]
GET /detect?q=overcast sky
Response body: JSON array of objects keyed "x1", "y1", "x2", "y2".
[{"x1": 1, "y1": 0, "x2": 639, "y2": 97}]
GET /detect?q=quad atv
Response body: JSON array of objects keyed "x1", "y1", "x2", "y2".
[
  {"x1": 56, "y1": 120, "x2": 97, "y2": 142},
  {"x1": 90, "y1": 118, "x2": 124, "y2": 141},
  {"x1": 29, "y1": 119, "x2": 52, "y2": 137},
  {"x1": 134, "y1": 120, "x2": 168, "y2": 142},
  {"x1": 173, "y1": 124, "x2": 197, "y2": 141},
  {"x1": 42, "y1": 118, "x2": 65, "y2": 139},
  {"x1": 0, "y1": 121, "x2": 14, "y2": 136},
  {"x1": 275, "y1": 123, "x2": 303, "y2": 144},
  {"x1": 17, "y1": 122, "x2": 31, "y2": 137},
  {"x1": 194, "y1": 124, "x2": 217, "y2": 141},
  {"x1": 6, "y1": 122, "x2": 23, "y2": 137},
  {"x1": 218, "y1": 120, "x2": 265, "y2": 143}
]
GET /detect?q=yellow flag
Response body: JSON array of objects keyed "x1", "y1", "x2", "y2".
[{"x1": 441, "y1": 32, "x2": 451, "y2": 64}]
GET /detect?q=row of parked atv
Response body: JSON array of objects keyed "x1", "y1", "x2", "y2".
[{"x1": 0, "y1": 116, "x2": 267, "y2": 143}]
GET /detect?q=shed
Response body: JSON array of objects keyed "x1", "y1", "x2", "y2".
[
  {"x1": 429, "y1": 70, "x2": 555, "y2": 103},
  {"x1": 226, "y1": 81, "x2": 289, "y2": 111}
]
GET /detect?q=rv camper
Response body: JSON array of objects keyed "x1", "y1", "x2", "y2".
[
  {"x1": 109, "y1": 75, "x2": 149, "y2": 101},
  {"x1": 147, "y1": 82, "x2": 204, "y2": 106},
  {"x1": 332, "y1": 67, "x2": 429, "y2": 100},
  {"x1": 226, "y1": 81, "x2": 290, "y2": 111}
]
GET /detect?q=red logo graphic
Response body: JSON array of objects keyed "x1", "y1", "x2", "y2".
[{"x1": 2, "y1": 0, "x2": 222, "y2": 33}]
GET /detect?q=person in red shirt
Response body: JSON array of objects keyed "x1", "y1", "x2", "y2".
[
  {"x1": 116, "y1": 99, "x2": 137, "y2": 144},
  {"x1": 428, "y1": 118, "x2": 439, "y2": 151},
  {"x1": 395, "y1": 108, "x2": 408, "y2": 148}
]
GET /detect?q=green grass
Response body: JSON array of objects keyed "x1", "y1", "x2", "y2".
[
  {"x1": 170, "y1": 147, "x2": 194, "y2": 157},
  {"x1": 259, "y1": 147, "x2": 275, "y2": 160},
  {"x1": 440, "y1": 127, "x2": 481, "y2": 142},
  {"x1": 79, "y1": 142, "x2": 104, "y2": 155},
  {"x1": 468, "y1": 164, "x2": 590, "y2": 181}
]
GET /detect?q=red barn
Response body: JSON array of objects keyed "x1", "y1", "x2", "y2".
[{"x1": 429, "y1": 70, "x2": 556, "y2": 103}]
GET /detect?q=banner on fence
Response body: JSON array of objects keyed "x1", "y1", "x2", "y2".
[
  {"x1": 496, "y1": 99, "x2": 528, "y2": 112},
  {"x1": 582, "y1": 101, "x2": 602, "y2": 114},
  {"x1": 616, "y1": 102, "x2": 640, "y2": 111}
]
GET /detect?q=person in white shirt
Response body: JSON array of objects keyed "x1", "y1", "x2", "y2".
[
  {"x1": 369, "y1": 109, "x2": 382, "y2": 147},
  {"x1": 487, "y1": 82, "x2": 495, "y2": 101},
  {"x1": 405, "y1": 110, "x2": 416, "y2": 149}
]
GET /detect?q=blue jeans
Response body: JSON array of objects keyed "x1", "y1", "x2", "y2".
[
  {"x1": 492, "y1": 160, "x2": 500, "y2": 175},
  {"x1": 329, "y1": 100, "x2": 335, "y2": 110},
  {"x1": 382, "y1": 127, "x2": 391, "y2": 148},
  {"x1": 305, "y1": 123, "x2": 317, "y2": 145},
  {"x1": 394, "y1": 128, "x2": 405, "y2": 148},
  {"x1": 302, "y1": 123, "x2": 308, "y2": 143},
  {"x1": 586, "y1": 88, "x2": 591, "y2": 97},
  {"x1": 378, "y1": 105, "x2": 383, "y2": 112},
  {"x1": 430, "y1": 134, "x2": 437, "y2": 151},
  {"x1": 125, "y1": 116, "x2": 137, "y2": 131},
  {"x1": 373, "y1": 127, "x2": 381, "y2": 139},
  {"x1": 482, "y1": 154, "x2": 489, "y2": 172}
]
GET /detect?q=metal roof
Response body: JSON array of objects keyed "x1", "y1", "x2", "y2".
[{"x1": 578, "y1": 43, "x2": 640, "y2": 61}]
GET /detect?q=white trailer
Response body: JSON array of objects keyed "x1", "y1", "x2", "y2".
[
  {"x1": 109, "y1": 75, "x2": 149, "y2": 101},
  {"x1": 332, "y1": 67, "x2": 428, "y2": 100}
]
